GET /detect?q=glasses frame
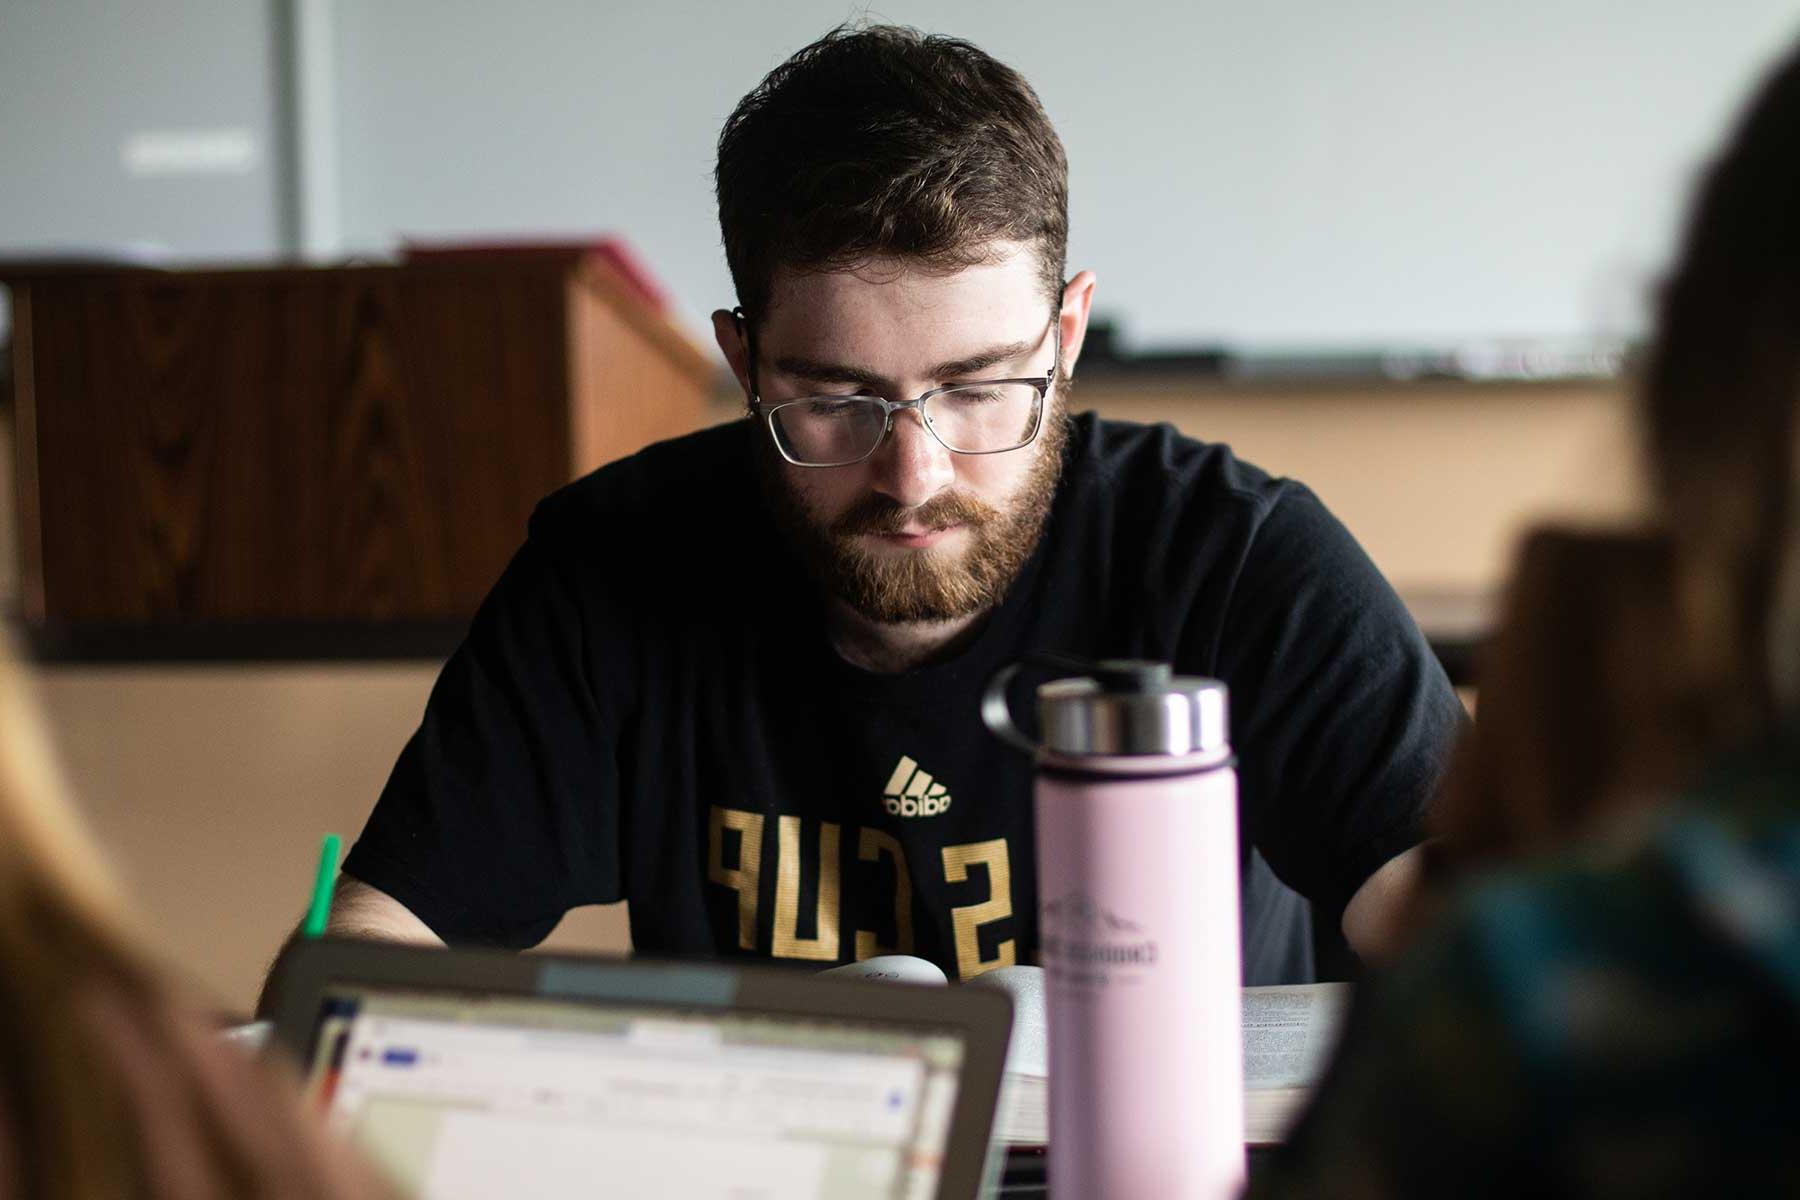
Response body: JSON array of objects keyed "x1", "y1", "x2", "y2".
[{"x1": 736, "y1": 308, "x2": 1062, "y2": 468}]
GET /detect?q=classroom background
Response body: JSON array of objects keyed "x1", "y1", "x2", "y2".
[{"x1": 3, "y1": 0, "x2": 1796, "y2": 1011}]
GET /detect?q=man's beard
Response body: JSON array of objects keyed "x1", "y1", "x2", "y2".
[{"x1": 759, "y1": 403, "x2": 1071, "y2": 625}]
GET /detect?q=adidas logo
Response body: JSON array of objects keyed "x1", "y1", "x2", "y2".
[{"x1": 883, "y1": 755, "x2": 953, "y2": 818}]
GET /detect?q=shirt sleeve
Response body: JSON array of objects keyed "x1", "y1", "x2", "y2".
[
  {"x1": 342, "y1": 534, "x2": 634, "y2": 948},
  {"x1": 1202, "y1": 483, "x2": 1465, "y2": 921},
  {"x1": 1247, "y1": 912, "x2": 1535, "y2": 1199}
]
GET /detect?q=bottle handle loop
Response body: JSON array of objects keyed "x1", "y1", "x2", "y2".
[{"x1": 981, "y1": 650, "x2": 1100, "y2": 758}]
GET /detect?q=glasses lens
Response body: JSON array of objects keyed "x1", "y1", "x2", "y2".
[
  {"x1": 769, "y1": 397, "x2": 889, "y2": 465},
  {"x1": 924, "y1": 383, "x2": 1043, "y2": 453}
]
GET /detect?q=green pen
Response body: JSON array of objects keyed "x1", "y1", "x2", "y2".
[{"x1": 302, "y1": 833, "x2": 341, "y2": 939}]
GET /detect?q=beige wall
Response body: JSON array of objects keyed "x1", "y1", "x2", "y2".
[
  {"x1": 29, "y1": 379, "x2": 1647, "y2": 1013},
  {"x1": 36, "y1": 664, "x2": 631, "y2": 1013},
  {"x1": 1084, "y1": 378, "x2": 1645, "y2": 594}
]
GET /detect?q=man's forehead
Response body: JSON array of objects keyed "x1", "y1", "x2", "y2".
[
  {"x1": 758, "y1": 245, "x2": 1050, "y2": 369},
  {"x1": 763, "y1": 244, "x2": 1043, "y2": 318}
]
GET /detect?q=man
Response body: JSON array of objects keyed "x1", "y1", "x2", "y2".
[{"x1": 304, "y1": 26, "x2": 1461, "y2": 988}]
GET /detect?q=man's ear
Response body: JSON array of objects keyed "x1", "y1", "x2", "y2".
[
  {"x1": 712, "y1": 309, "x2": 754, "y2": 406},
  {"x1": 1056, "y1": 271, "x2": 1099, "y2": 376}
]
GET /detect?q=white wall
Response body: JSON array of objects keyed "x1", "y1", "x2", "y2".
[
  {"x1": 0, "y1": 0, "x2": 286, "y2": 259},
  {"x1": 5, "y1": 2, "x2": 1796, "y2": 351},
  {"x1": 328, "y1": 0, "x2": 1800, "y2": 351}
]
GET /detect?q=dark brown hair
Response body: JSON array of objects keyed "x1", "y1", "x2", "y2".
[
  {"x1": 1409, "y1": 44, "x2": 1800, "y2": 936},
  {"x1": 1642, "y1": 41, "x2": 1800, "y2": 744},
  {"x1": 1417, "y1": 529, "x2": 1698, "y2": 907},
  {"x1": 715, "y1": 24, "x2": 1069, "y2": 321}
]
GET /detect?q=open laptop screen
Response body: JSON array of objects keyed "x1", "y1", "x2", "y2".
[{"x1": 301, "y1": 984, "x2": 968, "y2": 1199}]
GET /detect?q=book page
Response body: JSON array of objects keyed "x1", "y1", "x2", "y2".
[
  {"x1": 990, "y1": 981, "x2": 1353, "y2": 1146},
  {"x1": 993, "y1": 1073, "x2": 1048, "y2": 1145},
  {"x1": 1242, "y1": 982, "x2": 1352, "y2": 1091}
]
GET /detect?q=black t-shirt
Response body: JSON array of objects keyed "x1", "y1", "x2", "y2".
[{"x1": 345, "y1": 414, "x2": 1463, "y2": 985}]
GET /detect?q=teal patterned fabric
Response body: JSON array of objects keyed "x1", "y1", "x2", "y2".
[{"x1": 1251, "y1": 744, "x2": 1800, "y2": 1199}]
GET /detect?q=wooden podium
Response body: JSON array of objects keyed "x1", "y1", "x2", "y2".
[{"x1": 1, "y1": 251, "x2": 717, "y2": 651}]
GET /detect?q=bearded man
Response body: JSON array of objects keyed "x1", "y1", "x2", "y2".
[{"x1": 301, "y1": 26, "x2": 1463, "y2": 987}]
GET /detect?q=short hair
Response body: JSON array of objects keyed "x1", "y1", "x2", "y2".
[{"x1": 716, "y1": 24, "x2": 1069, "y2": 321}]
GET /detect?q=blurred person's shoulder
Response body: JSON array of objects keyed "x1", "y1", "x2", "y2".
[
  {"x1": 1654, "y1": 738, "x2": 1800, "y2": 984},
  {"x1": 1260, "y1": 831, "x2": 1797, "y2": 1200},
  {"x1": 1448, "y1": 739, "x2": 1800, "y2": 985},
  {"x1": 1422, "y1": 750, "x2": 1800, "y2": 1075}
]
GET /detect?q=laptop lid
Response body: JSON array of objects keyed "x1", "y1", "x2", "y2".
[{"x1": 269, "y1": 940, "x2": 1011, "y2": 1199}]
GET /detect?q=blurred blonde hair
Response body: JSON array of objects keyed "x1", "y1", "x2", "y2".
[
  {"x1": 0, "y1": 643, "x2": 133, "y2": 936},
  {"x1": 0, "y1": 638, "x2": 177, "y2": 1197}
]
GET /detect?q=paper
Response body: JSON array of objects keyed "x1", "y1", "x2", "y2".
[{"x1": 1243, "y1": 982, "x2": 1351, "y2": 1090}]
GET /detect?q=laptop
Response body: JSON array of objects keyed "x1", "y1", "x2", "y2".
[{"x1": 268, "y1": 940, "x2": 1013, "y2": 1199}]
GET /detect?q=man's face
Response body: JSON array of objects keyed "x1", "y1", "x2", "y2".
[{"x1": 731, "y1": 246, "x2": 1077, "y2": 625}]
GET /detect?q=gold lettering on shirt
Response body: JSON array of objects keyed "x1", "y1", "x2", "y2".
[
  {"x1": 773, "y1": 815, "x2": 841, "y2": 961},
  {"x1": 707, "y1": 805, "x2": 764, "y2": 951},
  {"x1": 941, "y1": 838, "x2": 1016, "y2": 980},
  {"x1": 855, "y1": 827, "x2": 914, "y2": 959}
]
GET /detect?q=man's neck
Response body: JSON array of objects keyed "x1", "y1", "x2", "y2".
[{"x1": 826, "y1": 599, "x2": 991, "y2": 673}]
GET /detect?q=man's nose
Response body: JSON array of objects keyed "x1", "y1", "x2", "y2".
[{"x1": 869, "y1": 407, "x2": 955, "y2": 509}]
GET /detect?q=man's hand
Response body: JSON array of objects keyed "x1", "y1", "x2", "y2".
[
  {"x1": 1341, "y1": 845, "x2": 1422, "y2": 964},
  {"x1": 256, "y1": 876, "x2": 441, "y2": 1017}
]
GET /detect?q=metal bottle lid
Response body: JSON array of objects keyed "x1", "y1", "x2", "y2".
[{"x1": 1037, "y1": 660, "x2": 1230, "y2": 757}]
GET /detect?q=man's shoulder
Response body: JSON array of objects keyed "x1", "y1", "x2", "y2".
[
  {"x1": 1066, "y1": 412, "x2": 1298, "y2": 530},
  {"x1": 527, "y1": 419, "x2": 755, "y2": 545}
]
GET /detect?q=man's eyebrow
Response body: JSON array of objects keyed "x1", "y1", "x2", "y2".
[
  {"x1": 928, "y1": 339, "x2": 1038, "y2": 380},
  {"x1": 770, "y1": 355, "x2": 887, "y2": 389},
  {"x1": 771, "y1": 339, "x2": 1040, "y2": 389}
]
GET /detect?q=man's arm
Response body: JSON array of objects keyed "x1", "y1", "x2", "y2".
[
  {"x1": 335, "y1": 533, "x2": 634, "y2": 951},
  {"x1": 322, "y1": 875, "x2": 443, "y2": 944},
  {"x1": 255, "y1": 876, "x2": 441, "y2": 1017},
  {"x1": 1341, "y1": 845, "x2": 1421, "y2": 963},
  {"x1": 1196, "y1": 481, "x2": 1465, "y2": 962}
]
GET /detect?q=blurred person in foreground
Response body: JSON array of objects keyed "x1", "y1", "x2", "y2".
[
  {"x1": 1252, "y1": 39, "x2": 1800, "y2": 1199},
  {"x1": 0, "y1": 644, "x2": 390, "y2": 1200}
]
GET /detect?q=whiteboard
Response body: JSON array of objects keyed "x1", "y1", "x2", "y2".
[{"x1": 331, "y1": 0, "x2": 1800, "y2": 353}]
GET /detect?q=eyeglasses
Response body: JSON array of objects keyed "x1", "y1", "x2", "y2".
[{"x1": 738, "y1": 311, "x2": 1061, "y2": 468}]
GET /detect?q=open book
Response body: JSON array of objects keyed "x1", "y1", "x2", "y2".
[
  {"x1": 1238, "y1": 981, "x2": 1353, "y2": 1145},
  {"x1": 823, "y1": 957, "x2": 1351, "y2": 1146}
]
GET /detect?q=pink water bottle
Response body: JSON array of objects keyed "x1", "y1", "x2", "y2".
[{"x1": 985, "y1": 656, "x2": 1243, "y2": 1199}]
